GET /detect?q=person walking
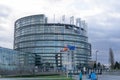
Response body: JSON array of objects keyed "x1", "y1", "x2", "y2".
[
  {"x1": 90, "y1": 72, "x2": 97, "y2": 80},
  {"x1": 79, "y1": 71, "x2": 82, "y2": 80}
]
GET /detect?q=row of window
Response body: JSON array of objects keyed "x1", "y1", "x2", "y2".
[
  {"x1": 18, "y1": 47, "x2": 90, "y2": 55},
  {"x1": 19, "y1": 55, "x2": 35, "y2": 62},
  {"x1": 15, "y1": 24, "x2": 86, "y2": 37},
  {"x1": 41, "y1": 58, "x2": 87, "y2": 66},
  {"x1": 15, "y1": 34, "x2": 88, "y2": 44},
  {"x1": 15, "y1": 15, "x2": 46, "y2": 29},
  {"x1": 15, "y1": 40, "x2": 90, "y2": 49}
]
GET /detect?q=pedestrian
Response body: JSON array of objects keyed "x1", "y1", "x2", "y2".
[
  {"x1": 69, "y1": 71, "x2": 72, "y2": 79},
  {"x1": 88, "y1": 72, "x2": 92, "y2": 79},
  {"x1": 90, "y1": 72, "x2": 97, "y2": 80},
  {"x1": 79, "y1": 71, "x2": 82, "y2": 80},
  {"x1": 100, "y1": 69, "x2": 102, "y2": 75}
]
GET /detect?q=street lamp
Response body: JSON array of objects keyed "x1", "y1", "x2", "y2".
[
  {"x1": 95, "y1": 50, "x2": 99, "y2": 64},
  {"x1": 95, "y1": 50, "x2": 99, "y2": 80}
]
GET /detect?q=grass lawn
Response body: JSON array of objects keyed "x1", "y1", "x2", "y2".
[
  {"x1": 38, "y1": 75, "x2": 74, "y2": 80},
  {"x1": 4, "y1": 75, "x2": 74, "y2": 80}
]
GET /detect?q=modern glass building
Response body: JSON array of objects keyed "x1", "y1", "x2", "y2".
[
  {"x1": 0, "y1": 47, "x2": 19, "y2": 71},
  {"x1": 0, "y1": 47, "x2": 35, "y2": 75},
  {"x1": 14, "y1": 14, "x2": 91, "y2": 69}
]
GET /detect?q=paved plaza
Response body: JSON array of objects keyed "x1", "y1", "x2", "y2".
[
  {"x1": 0, "y1": 75, "x2": 120, "y2": 80},
  {"x1": 74, "y1": 74, "x2": 120, "y2": 80}
]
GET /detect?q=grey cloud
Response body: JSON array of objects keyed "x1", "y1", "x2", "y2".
[
  {"x1": 105, "y1": 1, "x2": 120, "y2": 12},
  {"x1": 0, "y1": 26, "x2": 5, "y2": 31},
  {"x1": 70, "y1": 1, "x2": 93, "y2": 10},
  {"x1": 46, "y1": 0, "x2": 63, "y2": 3},
  {"x1": 86, "y1": 5, "x2": 120, "y2": 62},
  {"x1": 0, "y1": 5, "x2": 11, "y2": 31},
  {"x1": 0, "y1": 5, "x2": 12, "y2": 48},
  {"x1": 0, "y1": 5, "x2": 11, "y2": 18},
  {"x1": 92, "y1": 50, "x2": 109, "y2": 64},
  {"x1": 0, "y1": 36, "x2": 12, "y2": 43},
  {"x1": 92, "y1": 0, "x2": 120, "y2": 11}
]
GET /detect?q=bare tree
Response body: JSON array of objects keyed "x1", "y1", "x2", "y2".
[{"x1": 109, "y1": 48, "x2": 114, "y2": 69}]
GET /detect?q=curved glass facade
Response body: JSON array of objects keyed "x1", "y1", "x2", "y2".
[{"x1": 14, "y1": 14, "x2": 91, "y2": 67}]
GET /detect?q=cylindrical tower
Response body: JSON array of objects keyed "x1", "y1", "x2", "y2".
[{"x1": 14, "y1": 14, "x2": 91, "y2": 68}]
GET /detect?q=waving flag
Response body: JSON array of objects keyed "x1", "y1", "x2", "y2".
[
  {"x1": 60, "y1": 45, "x2": 75, "y2": 52},
  {"x1": 60, "y1": 46, "x2": 68, "y2": 52},
  {"x1": 67, "y1": 45, "x2": 75, "y2": 50}
]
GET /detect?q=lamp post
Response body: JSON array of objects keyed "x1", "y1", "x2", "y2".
[
  {"x1": 95, "y1": 50, "x2": 98, "y2": 80},
  {"x1": 95, "y1": 50, "x2": 99, "y2": 64}
]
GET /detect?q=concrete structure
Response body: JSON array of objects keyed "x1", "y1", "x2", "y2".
[{"x1": 14, "y1": 14, "x2": 91, "y2": 69}]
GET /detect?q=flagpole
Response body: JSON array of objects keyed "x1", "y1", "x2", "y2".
[{"x1": 60, "y1": 45, "x2": 75, "y2": 78}]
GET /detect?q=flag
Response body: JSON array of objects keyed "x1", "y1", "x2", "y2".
[
  {"x1": 67, "y1": 45, "x2": 75, "y2": 50},
  {"x1": 60, "y1": 46, "x2": 68, "y2": 52},
  {"x1": 60, "y1": 45, "x2": 75, "y2": 52}
]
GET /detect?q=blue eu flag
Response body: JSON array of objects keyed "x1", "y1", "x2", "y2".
[{"x1": 67, "y1": 45, "x2": 75, "y2": 50}]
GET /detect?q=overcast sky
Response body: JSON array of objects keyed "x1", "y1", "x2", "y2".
[{"x1": 0, "y1": 0, "x2": 120, "y2": 64}]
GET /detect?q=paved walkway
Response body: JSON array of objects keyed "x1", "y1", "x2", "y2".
[
  {"x1": 73, "y1": 74, "x2": 120, "y2": 80},
  {"x1": 1, "y1": 74, "x2": 120, "y2": 80}
]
